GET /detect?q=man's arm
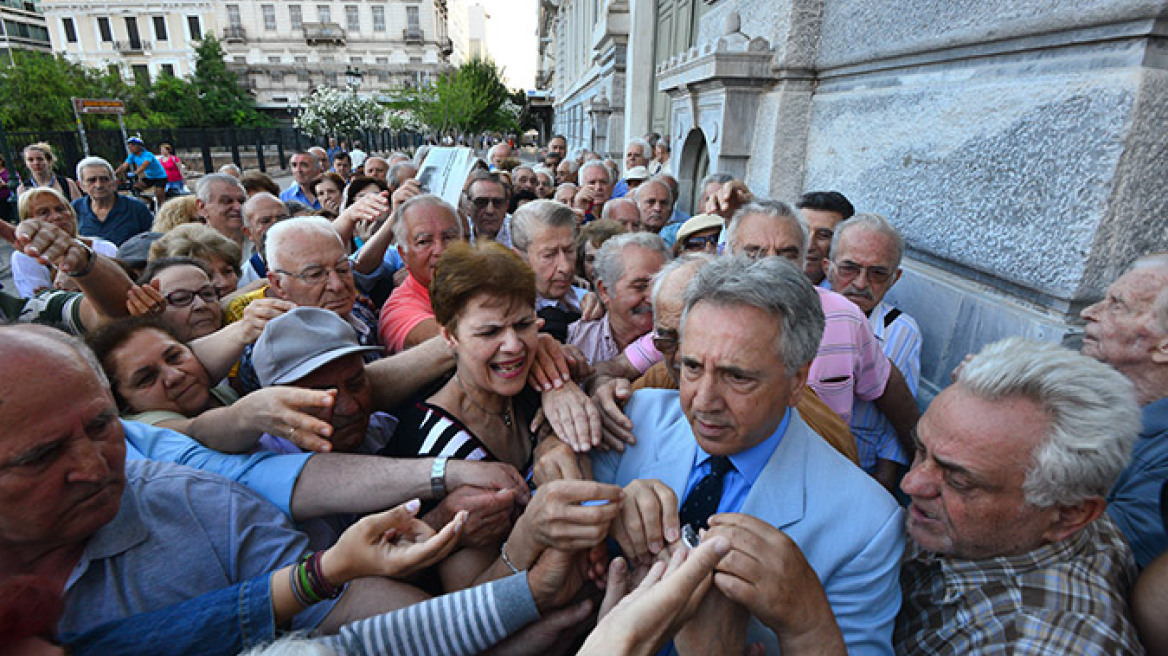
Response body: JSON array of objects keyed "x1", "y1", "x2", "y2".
[
  {"x1": 366, "y1": 335, "x2": 453, "y2": 411},
  {"x1": 402, "y1": 319, "x2": 440, "y2": 350},
  {"x1": 873, "y1": 364, "x2": 920, "y2": 453}
]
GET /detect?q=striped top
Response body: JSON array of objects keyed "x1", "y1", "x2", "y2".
[
  {"x1": 807, "y1": 287, "x2": 891, "y2": 425},
  {"x1": 850, "y1": 301, "x2": 922, "y2": 471}
]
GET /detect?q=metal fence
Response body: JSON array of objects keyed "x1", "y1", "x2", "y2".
[{"x1": 0, "y1": 126, "x2": 424, "y2": 180}]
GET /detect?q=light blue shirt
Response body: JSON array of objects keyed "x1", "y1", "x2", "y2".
[
  {"x1": 682, "y1": 408, "x2": 791, "y2": 516},
  {"x1": 279, "y1": 182, "x2": 322, "y2": 210}
]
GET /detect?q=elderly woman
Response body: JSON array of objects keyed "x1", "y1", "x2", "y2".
[
  {"x1": 16, "y1": 142, "x2": 83, "y2": 201},
  {"x1": 137, "y1": 257, "x2": 224, "y2": 342},
  {"x1": 382, "y1": 241, "x2": 620, "y2": 592},
  {"x1": 85, "y1": 312, "x2": 328, "y2": 455},
  {"x1": 150, "y1": 223, "x2": 242, "y2": 298},
  {"x1": 10, "y1": 187, "x2": 118, "y2": 297},
  {"x1": 152, "y1": 195, "x2": 200, "y2": 233}
]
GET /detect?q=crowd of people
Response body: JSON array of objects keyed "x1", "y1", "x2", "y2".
[{"x1": 1, "y1": 130, "x2": 1166, "y2": 656}]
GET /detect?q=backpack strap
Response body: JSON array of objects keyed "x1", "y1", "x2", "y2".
[{"x1": 883, "y1": 307, "x2": 902, "y2": 328}]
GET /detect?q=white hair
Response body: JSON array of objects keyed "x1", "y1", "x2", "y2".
[
  {"x1": 196, "y1": 173, "x2": 246, "y2": 204},
  {"x1": 265, "y1": 215, "x2": 344, "y2": 271},
  {"x1": 633, "y1": 178, "x2": 674, "y2": 205},
  {"x1": 75, "y1": 156, "x2": 114, "y2": 181},
  {"x1": 626, "y1": 137, "x2": 651, "y2": 161},
  {"x1": 579, "y1": 160, "x2": 613, "y2": 185},
  {"x1": 511, "y1": 200, "x2": 577, "y2": 253},
  {"x1": 594, "y1": 232, "x2": 671, "y2": 291},
  {"x1": 957, "y1": 337, "x2": 1141, "y2": 508},
  {"x1": 392, "y1": 194, "x2": 461, "y2": 254},
  {"x1": 1130, "y1": 253, "x2": 1168, "y2": 334},
  {"x1": 725, "y1": 200, "x2": 809, "y2": 262},
  {"x1": 831, "y1": 213, "x2": 906, "y2": 268}
]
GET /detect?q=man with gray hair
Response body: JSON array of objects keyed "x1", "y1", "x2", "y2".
[
  {"x1": 555, "y1": 158, "x2": 579, "y2": 186},
  {"x1": 601, "y1": 197, "x2": 641, "y2": 233},
  {"x1": 826, "y1": 213, "x2": 922, "y2": 489},
  {"x1": 378, "y1": 195, "x2": 464, "y2": 353},
  {"x1": 512, "y1": 200, "x2": 588, "y2": 343},
  {"x1": 726, "y1": 201, "x2": 921, "y2": 470},
  {"x1": 895, "y1": 337, "x2": 1143, "y2": 654},
  {"x1": 575, "y1": 160, "x2": 615, "y2": 222},
  {"x1": 195, "y1": 172, "x2": 248, "y2": 245},
  {"x1": 612, "y1": 137, "x2": 652, "y2": 199},
  {"x1": 238, "y1": 191, "x2": 292, "y2": 285},
  {"x1": 73, "y1": 156, "x2": 153, "y2": 246},
  {"x1": 488, "y1": 141, "x2": 512, "y2": 170},
  {"x1": 592, "y1": 255, "x2": 903, "y2": 654},
  {"x1": 567, "y1": 232, "x2": 669, "y2": 364},
  {"x1": 634, "y1": 177, "x2": 676, "y2": 241}
]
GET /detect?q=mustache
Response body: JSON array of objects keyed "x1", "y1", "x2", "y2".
[
  {"x1": 842, "y1": 286, "x2": 874, "y2": 301},
  {"x1": 631, "y1": 304, "x2": 653, "y2": 316}
]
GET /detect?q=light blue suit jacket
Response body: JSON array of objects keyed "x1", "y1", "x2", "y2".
[{"x1": 593, "y1": 389, "x2": 904, "y2": 655}]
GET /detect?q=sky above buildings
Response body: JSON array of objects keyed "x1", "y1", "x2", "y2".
[{"x1": 478, "y1": 0, "x2": 537, "y2": 90}]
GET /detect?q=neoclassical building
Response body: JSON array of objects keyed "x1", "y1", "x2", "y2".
[{"x1": 542, "y1": 0, "x2": 1168, "y2": 399}]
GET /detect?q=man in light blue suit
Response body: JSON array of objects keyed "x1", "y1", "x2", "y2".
[{"x1": 593, "y1": 255, "x2": 903, "y2": 655}]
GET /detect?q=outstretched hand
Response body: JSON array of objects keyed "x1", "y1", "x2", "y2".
[{"x1": 322, "y1": 499, "x2": 466, "y2": 584}]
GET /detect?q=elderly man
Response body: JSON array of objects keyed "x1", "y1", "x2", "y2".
[
  {"x1": 488, "y1": 142, "x2": 513, "y2": 170},
  {"x1": 556, "y1": 158, "x2": 579, "y2": 186},
  {"x1": 533, "y1": 168, "x2": 556, "y2": 199},
  {"x1": 465, "y1": 171, "x2": 512, "y2": 247},
  {"x1": 72, "y1": 156, "x2": 153, "y2": 246},
  {"x1": 280, "y1": 151, "x2": 322, "y2": 210},
  {"x1": 601, "y1": 197, "x2": 641, "y2": 233},
  {"x1": 826, "y1": 214, "x2": 922, "y2": 488},
  {"x1": 553, "y1": 182, "x2": 578, "y2": 206},
  {"x1": 892, "y1": 338, "x2": 1144, "y2": 653},
  {"x1": 194, "y1": 172, "x2": 249, "y2": 246},
  {"x1": 0, "y1": 325, "x2": 464, "y2": 637},
  {"x1": 1080, "y1": 254, "x2": 1168, "y2": 568},
  {"x1": 512, "y1": 200, "x2": 588, "y2": 343},
  {"x1": 238, "y1": 192, "x2": 291, "y2": 285},
  {"x1": 568, "y1": 233, "x2": 668, "y2": 364},
  {"x1": 388, "y1": 160, "x2": 418, "y2": 191},
  {"x1": 576, "y1": 161, "x2": 615, "y2": 222},
  {"x1": 592, "y1": 255, "x2": 903, "y2": 654},
  {"x1": 364, "y1": 156, "x2": 390, "y2": 183},
  {"x1": 725, "y1": 201, "x2": 919, "y2": 455},
  {"x1": 378, "y1": 195, "x2": 464, "y2": 353},
  {"x1": 512, "y1": 165, "x2": 538, "y2": 196},
  {"x1": 634, "y1": 177, "x2": 676, "y2": 243},
  {"x1": 796, "y1": 190, "x2": 855, "y2": 287},
  {"x1": 612, "y1": 138, "x2": 652, "y2": 199},
  {"x1": 0, "y1": 219, "x2": 133, "y2": 332}
]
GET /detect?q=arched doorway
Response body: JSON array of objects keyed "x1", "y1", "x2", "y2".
[{"x1": 677, "y1": 128, "x2": 709, "y2": 214}]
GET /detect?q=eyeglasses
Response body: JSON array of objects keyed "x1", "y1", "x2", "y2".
[
  {"x1": 683, "y1": 234, "x2": 719, "y2": 251},
  {"x1": 832, "y1": 261, "x2": 894, "y2": 284},
  {"x1": 652, "y1": 328, "x2": 679, "y2": 354},
  {"x1": 83, "y1": 175, "x2": 113, "y2": 184},
  {"x1": 275, "y1": 258, "x2": 353, "y2": 286},
  {"x1": 165, "y1": 285, "x2": 218, "y2": 307},
  {"x1": 470, "y1": 197, "x2": 507, "y2": 210}
]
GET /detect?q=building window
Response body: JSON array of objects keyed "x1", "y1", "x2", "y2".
[
  {"x1": 372, "y1": 6, "x2": 385, "y2": 32},
  {"x1": 270, "y1": 71, "x2": 284, "y2": 83},
  {"x1": 375, "y1": 56, "x2": 388, "y2": 64},
  {"x1": 153, "y1": 16, "x2": 167, "y2": 41},
  {"x1": 132, "y1": 64, "x2": 149, "y2": 84},
  {"x1": 161, "y1": 63, "x2": 175, "y2": 76},
  {"x1": 294, "y1": 55, "x2": 307, "y2": 63},
  {"x1": 406, "y1": 6, "x2": 420, "y2": 33},
  {"x1": 262, "y1": 5, "x2": 276, "y2": 31},
  {"x1": 346, "y1": 5, "x2": 359, "y2": 33},
  {"x1": 62, "y1": 17, "x2": 77, "y2": 43},
  {"x1": 227, "y1": 5, "x2": 242, "y2": 29},
  {"x1": 350, "y1": 56, "x2": 363, "y2": 65},
  {"x1": 317, "y1": 5, "x2": 331, "y2": 23},
  {"x1": 289, "y1": 5, "x2": 302, "y2": 30},
  {"x1": 124, "y1": 17, "x2": 142, "y2": 48},
  {"x1": 97, "y1": 17, "x2": 113, "y2": 42},
  {"x1": 187, "y1": 15, "x2": 202, "y2": 40}
]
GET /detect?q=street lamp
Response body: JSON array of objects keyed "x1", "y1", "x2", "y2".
[{"x1": 344, "y1": 66, "x2": 363, "y2": 94}]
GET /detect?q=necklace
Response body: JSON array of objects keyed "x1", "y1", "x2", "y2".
[{"x1": 454, "y1": 375, "x2": 513, "y2": 427}]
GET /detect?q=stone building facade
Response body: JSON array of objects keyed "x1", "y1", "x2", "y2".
[
  {"x1": 544, "y1": 0, "x2": 1168, "y2": 400},
  {"x1": 0, "y1": 0, "x2": 51, "y2": 59}
]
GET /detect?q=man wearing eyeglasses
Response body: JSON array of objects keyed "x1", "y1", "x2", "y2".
[
  {"x1": 826, "y1": 214, "x2": 922, "y2": 488},
  {"x1": 464, "y1": 171, "x2": 512, "y2": 247}
]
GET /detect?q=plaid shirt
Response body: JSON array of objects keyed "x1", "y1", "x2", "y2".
[{"x1": 895, "y1": 516, "x2": 1144, "y2": 655}]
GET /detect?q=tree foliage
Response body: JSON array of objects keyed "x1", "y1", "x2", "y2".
[
  {"x1": 0, "y1": 36, "x2": 267, "y2": 132},
  {"x1": 391, "y1": 56, "x2": 520, "y2": 136}
]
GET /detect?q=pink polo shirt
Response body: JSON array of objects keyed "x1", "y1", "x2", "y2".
[
  {"x1": 378, "y1": 273, "x2": 434, "y2": 354},
  {"x1": 809, "y1": 287, "x2": 890, "y2": 424}
]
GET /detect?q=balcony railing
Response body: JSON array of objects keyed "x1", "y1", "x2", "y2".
[
  {"x1": 304, "y1": 22, "x2": 345, "y2": 45},
  {"x1": 223, "y1": 26, "x2": 246, "y2": 43},
  {"x1": 112, "y1": 39, "x2": 151, "y2": 53},
  {"x1": 403, "y1": 28, "x2": 424, "y2": 43}
]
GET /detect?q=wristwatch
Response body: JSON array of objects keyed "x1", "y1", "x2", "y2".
[
  {"x1": 430, "y1": 456, "x2": 448, "y2": 500},
  {"x1": 66, "y1": 239, "x2": 96, "y2": 277}
]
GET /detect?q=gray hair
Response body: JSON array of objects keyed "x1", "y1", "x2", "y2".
[
  {"x1": 957, "y1": 337, "x2": 1141, "y2": 508},
  {"x1": 511, "y1": 200, "x2": 578, "y2": 253},
  {"x1": 601, "y1": 197, "x2": 639, "y2": 222},
  {"x1": 1130, "y1": 253, "x2": 1168, "y2": 334},
  {"x1": 533, "y1": 166, "x2": 555, "y2": 179},
  {"x1": 626, "y1": 138, "x2": 651, "y2": 161},
  {"x1": 725, "y1": 200, "x2": 809, "y2": 262},
  {"x1": 579, "y1": 160, "x2": 613, "y2": 185},
  {"x1": 196, "y1": 173, "x2": 246, "y2": 204},
  {"x1": 651, "y1": 253, "x2": 715, "y2": 313},
  {"x1": 633, "y1": 178, "x2": 675, "y2": 205},
  {"x1": 388, "y1": 161, "x2": 418, "y2": 185},
  {"x1": 831, "y1": 213, "x2": 906, "y2": 269},
  {"x1": 75, "y1": 156, "x2": 114, "y2": 181},
  {"x1": 681, "y1": 256, "x2": 824, "y2": 375},
  {"x1": 392, "y1": 194, "x2": 461, "y2": 254},
  {"x1": 594, "y1": 232, "x2": 671, "y2": 292},
  {"x1": 242, "y1": 192, "x2": 284, "y2": 225},
  {"x1": 265, "y1": 215, "x2": 344, "y2": 271},
  {"x1": 558, "y1": 159, "x2": 579, "y2": 174},
  {"x1": 701, "y1": 172, "x2": 735, "y2": 188},
  {"x1": 218, "y1": 163, "x2": 242, "y2": 177}
]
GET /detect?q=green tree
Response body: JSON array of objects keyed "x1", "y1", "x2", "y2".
[
  {"x1": 393, "y1": 56, "x2": 519, "y2": 136},
  {"x1": 189, "y1": 36, "x2": 269, "y2": 127},
  {"x1": 0, "y1": 51, "x2": 106, "y2": 131}
]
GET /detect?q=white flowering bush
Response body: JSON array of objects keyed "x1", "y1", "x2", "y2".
[{"x1": 295, "y1": 87, "x2": 386, "y2": 137}]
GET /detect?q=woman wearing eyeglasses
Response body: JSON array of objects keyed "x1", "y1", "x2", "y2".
[
  {"x1": 10, "y1": 187, "x2": 118, "y2": 297},
  {"x1": 137, "y1": 257, "x2": 225, "y2": 342}
]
